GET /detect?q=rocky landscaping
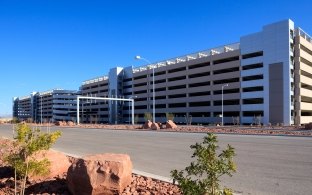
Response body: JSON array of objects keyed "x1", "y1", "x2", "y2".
[
  {"x1": 1, "y1": 121, "x2": 311, "y2": 194},
  {"x1": 49, "y1": 120, "x2": 312, "y2": 136},
  {"x1": 0, "y1": 138, "x2": 181, "y2": 195}
]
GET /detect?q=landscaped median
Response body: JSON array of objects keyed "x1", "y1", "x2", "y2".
[
  {"x1": 0, "y1": 137, "x2": 181, "y2": 195},
  {"x1": 50, "y1": 120, "x2": 312, "y2": 137}
]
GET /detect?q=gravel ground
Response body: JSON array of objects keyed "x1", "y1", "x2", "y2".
[{"x1": 50, "y1": 123, "x2": 312, "y2": 136}]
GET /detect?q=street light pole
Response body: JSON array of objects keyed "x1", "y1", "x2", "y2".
[
  {"x1": 40, "y1": 95, "x2": 43, "y2": 125},
  {"x1": 135, "y1": 56, "x2": 155, "y2": 123},
  {"x1": 221, "y1": 83, "x2": 229, "y2": 126},
  {"x1": 129, "y1": 96, "x2": 137, "y2": 124}
]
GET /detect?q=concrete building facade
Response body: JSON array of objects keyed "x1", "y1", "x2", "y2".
[
  {"x1": 79, "y1": 19, "x2": 312, "y2": 125},
  {"x1": 13, "y1": 19, "x2": 312, "y2": 125},
  {"x1": 13, "y1": 89, "x2": 77, "y2": 123}
]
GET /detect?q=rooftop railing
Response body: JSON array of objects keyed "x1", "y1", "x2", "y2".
[
  {"x1": 296, "y1": 27, "x2": 312, "y2": 44},
  {"x1": 39, "y1": 88, "x2": 63, "y2": 96},
  {"x1": 82, "y1": 76, "x2": 109, "y2": 85},
  {"x1": 19, "y1": 96, "x2": 31, "y2": 100},
  {"x1": 132, "y1": 42, "x2": 240, "y2": 73}
]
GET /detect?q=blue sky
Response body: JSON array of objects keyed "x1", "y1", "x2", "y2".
[{"x1": 0, "y1": 0, "x2": 311, "y2": 116}]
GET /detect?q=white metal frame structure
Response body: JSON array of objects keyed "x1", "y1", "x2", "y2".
[{"x1": 76, "y1": 96, "x2": 135, "y2": 125}]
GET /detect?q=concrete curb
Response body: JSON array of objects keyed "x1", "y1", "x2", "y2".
[{"x1": 132, "y1": 169, "x2": 172, "y2": 183}]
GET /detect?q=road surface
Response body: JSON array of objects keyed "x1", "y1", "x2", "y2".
[{"x1": 1, "y1": 124, "x2": 311, "y2": 195}]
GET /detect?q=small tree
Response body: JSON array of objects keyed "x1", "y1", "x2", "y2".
[
  {"x1": 144, "y1": 112, "x2": 152, "y2": 122},
  {"x1": 171, "y1": 133, "x2": 236, "y2": 195},
  {"x1": 253, "y1": 115, "x2": 262, "y2": 126},
  {"x1": 232, "y1": 116, "x2": 240, "y2": 126},
  {"x1": 166, "y1": 113, "x2": 175, "y2": 121},
  {"x1": 134, "y1": 114, "x2": 139, "y2": 124},
  {"x1": 6, "y1": 123, "x2": 62, "y2": 195},
  {"x1": 11, "y1": 117, "x2": 20, "y2": 124}
]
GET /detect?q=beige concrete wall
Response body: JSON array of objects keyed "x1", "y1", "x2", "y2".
[{"x1": 294, "y1": 36, "x2": 312, "y2": 124}]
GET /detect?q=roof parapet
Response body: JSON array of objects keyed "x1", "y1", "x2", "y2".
[
  {"x1": 39, "y1": 88, "x2": 63, "y2": 96},
  {"x1": 132, "y1": 42, "x2": 240, "y2": 73},
  {"x1": 296, "y1": 27, "x2": 312, "y2": 44},
  {"x1": 19, "y1": 96, "x2": 31, "y2": 101},
  {"x1": 82, "y1": 76, "x2": 109, "y2": 85}
]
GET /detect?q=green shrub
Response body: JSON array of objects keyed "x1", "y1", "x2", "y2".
[
  {"x1": 166, "y1": 113, "x2": 175, "y2": 121},
  {"x1": 144, "y1": 112, "x2": 152, "y2": 121},
  {"x1": 6, "y1": 123, "x2": 62, "y2": 195},
  {"x1": 171, "y1": 133, "x2": 236, "y2": 195}
]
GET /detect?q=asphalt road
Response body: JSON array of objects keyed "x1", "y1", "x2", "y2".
[{"x1": 1, "y1": 124, "x2": 312, "y2": 195}]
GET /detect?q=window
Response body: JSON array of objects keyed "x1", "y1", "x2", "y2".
[
  {"x1": 243, "y1": 111, "x2": 263, "y2": 117},
  {"x1": 213, "y1": 88, "x2": 239, "y2": 95},
  {"x1": 243, "y1": 86, "x2": 263, "y2": 92},
  {"x1": 301, "y1": 70, "x2": 312, "y2": 79},
  {"x1": 213, "y1": 78, "x2": 239, "y2": 85},
  {"x1": 243, "y1": 98, "x2": 264, "y2": 104},
  {"x1": 134, "y1": 90, "x2": 146, "y2": 94},
  {"x1": 168, "y1": 85, "x2": 186, "y2": 90},
  {"x1": 168, "y1": 103, "x2": 186, "y2": 108},
  {"x1": 189, "y1": 62, "x2": 210, "y2": 69},
  {"x1": 168, "y1": 76, "x2": 186, "y2": 82},
  {"x1": 189, "y1": 71, "x2": 210, "y2": 78},
  {"x1": 242, "y1": 51, "x2": 263, "y2": 59},
  {"x1": 168, "y1": 94, "x2": 186, "y2": 98},
  {"x1": 301, "y1": 45, "x2": 312, "y2": 56},
  {"x1": 135, "y1": 98, "x2": 147, "y2": 102},
  {"x1": 242, "y1": 75, "x2": 263, "y2": 81},
  {"x1": 213, "y1": 56, "x2": 239, "y2": 65},
  {"x1": 151, "y1": 104, "x2": 166, "y2": 109},
  {"x1": 123, "y1": 85, "x2": 132, "y2": 89},
  {"x1": 213, "y1": 111, "x2": 240, "y2": 117},
  {"x1": 242, "y1": 63, "x2": 263, "y2": 70},
  {"x1": 154, "y1": 79, "x2": 166, "y2": 84},
  {"x1": 99, "y1": 83, "x2": 108, "y2": 87},
  {"x1": 155, "y1": 96, "x2": 166, "y2": 100},
  {"x1": 168, "y1": 67, "x2": 186, "y2": 73},
  {"x1": 189, "y1": 101, "x2": 210, "y2": 107},
  {"x1": 134, "y1": 75, "x2": 147, "y2": 80},
  {"x1": 135, "y1": 105, "x2": 147, "y2": 109},
  {"x1": 214, "y1": 99, "x2": 240, "y2": 106},
  {"x1": 213, "y1": 67, "x2": 239, "y2": 75},
  {"x1": 189, "y1": 81, "x2": 210, "y2": 88},
  {"x1": 134, "y1": 83, "x2": 146, "y2": 87},
  {"x1": 123, "y1": 78, "x2": 132, "y2": 82},
  {"x1": 189, "y1": 112, "x2": 210, "y2": 117},
  {"x1": 153, "y1": 71, "x2": 166, "y2": 76},
  {"x1": 189, "y1": 91, "x2": 210, "y2": 97},
  {"x1": 154, "y1": 87, "x2": 166, "y2": 92},
  {"x1": 300, "y1": 57, "x2": 312, "y2": 67}
]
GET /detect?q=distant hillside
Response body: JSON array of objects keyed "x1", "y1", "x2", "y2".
[{"x1": 0, "y1": 114, "x2": 12, "y2": 119}]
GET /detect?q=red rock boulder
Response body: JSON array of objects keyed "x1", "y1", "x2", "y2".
[
  {"x1": 305, "y1": 122, "x2": 312, "y2": 130},
  {"x1": 151, "y1": 122, "x2": 160, "y2": 130},
  {"x1": 28, "y1": 150, "x2": 71, "y2": 181},
  {"x1": 67, "y1": 153, "x2": 132, "y2": 195},
  {"x1": 157, "y1": 122, "x2": 164, "y2": 129},
  {"x1": 67, "y1": 121, "x2": 75, "y2": 126},
  {"x1": 142, "y1": 120, "x2": 152, "y2": 129},
  {"x1": 166, "y1": 120, "x2": 177, "y2": 129}
]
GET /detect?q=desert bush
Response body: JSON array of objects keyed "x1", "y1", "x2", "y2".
[
  {"x1": 144, "y1": 112, "x2": 152, "y2": 121},
  {"x1": 134, "y1": 114, "x2": 139, "y2": 124},
  {"x1": 166, "y1": 113, "x2": 175, "y2": 121},
  {"x1": 171, "y1": 133, "x2": 236, "y2": 195},
  {"x1": 5, "y1": 123, "x2": 62, "y2": 195}
]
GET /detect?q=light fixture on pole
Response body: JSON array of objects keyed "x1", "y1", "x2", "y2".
[
  {"x1": 135, "y1": 56, "x2": 155, "y2": 123},
  {"x1": 41, "y1": 95, "x2": 43, "y2": 125},
  {"x1": 129, "y1": 95, "x2": 137, "y2": 124},
  {"x1": 221, "y1": 83, "x2": 229, "y2": 126}
]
